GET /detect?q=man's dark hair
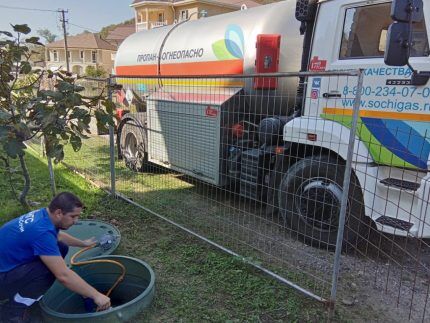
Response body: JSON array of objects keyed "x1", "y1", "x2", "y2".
[{"x1": 48, "y1": 192, "x2": 84, "y2": 213}]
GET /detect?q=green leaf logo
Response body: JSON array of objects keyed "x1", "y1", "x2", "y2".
[{"x1": 212, "y1": 25, "x2": 244, "y2": 61}]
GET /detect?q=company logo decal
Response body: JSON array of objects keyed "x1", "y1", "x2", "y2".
[
  {"x1": 212, "y1": 25, "x2": 244, "y2": 60},
  {"x1": 312, "y1": 78, "x2": 321, "y2": 88},
  {"x1": 205, "y1": 106, "x2": 218, "y2": 117},
  {"x1": 309, "y1": 56, "x2": 327, "y2": 71},
  {"x1": 311, "y1": 89, "x2": 319, "y2": 100}
]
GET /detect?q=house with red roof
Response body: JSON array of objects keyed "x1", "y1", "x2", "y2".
[
  {"x1": 46, "y1": 33, "x2": 117, "y2": 75},
  {"x1": 131, "y1": 0, "x2": 261, "y2": 32}
]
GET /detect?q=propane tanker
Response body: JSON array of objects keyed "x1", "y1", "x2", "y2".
[
  {"x1": 115, "y1": 0, "x2": 303, "y2": 115},
  {"x1": 114, "y1": 0, "x2": 430, "y2": 248}
]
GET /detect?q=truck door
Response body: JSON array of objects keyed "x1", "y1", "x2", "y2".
[{"x1": 307, "y1": 0, "x2": 430, "y2": 170}]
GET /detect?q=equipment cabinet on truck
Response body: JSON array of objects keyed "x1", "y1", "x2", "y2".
[{"x1": 113, "y1": 0, "x2": 430, "y2": 248}]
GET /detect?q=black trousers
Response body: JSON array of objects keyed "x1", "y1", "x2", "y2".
[{"x1": 0, "y1": 242, "x2": 69, "y2": 321}]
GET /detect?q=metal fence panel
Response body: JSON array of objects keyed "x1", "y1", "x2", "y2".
[
  {"x1": 54, "y1": 71, "x2": 430, "y2": 322},
  {"x1": 109, "y1": 72, "x2": 362, "y2": 303}
]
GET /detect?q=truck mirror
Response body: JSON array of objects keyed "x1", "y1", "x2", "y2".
[
  {"x1": 384, "y1": 22, "x2": 410, "y2": 66},
  {"x1": 391, "y1": 0, "x2": 424, "y2": 23},
  {"x1": 295, "y1": 0, "x2": 318, "y2": 22}
]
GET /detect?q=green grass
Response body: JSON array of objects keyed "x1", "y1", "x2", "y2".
[
  {"x1": 0, "y1": 149, "x2": 330, "y2": 322},
  {"x1": 60, "y1": 137, "x2": 333, "y2": 298}
]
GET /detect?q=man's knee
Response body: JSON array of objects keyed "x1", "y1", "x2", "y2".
[
  {"x1": 3, "y1": 260, "x2": 55, "y2": 302},
  {"x1": 58, "y1": 241, "x2": 69, "y2": 259}
]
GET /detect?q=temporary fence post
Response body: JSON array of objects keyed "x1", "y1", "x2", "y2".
[
  {"x1": 329, "y1": 69, "x2": 364, "y2": 313},
  {"x1": 108, "y1": 76, "x2": 116, "y2": 196}
]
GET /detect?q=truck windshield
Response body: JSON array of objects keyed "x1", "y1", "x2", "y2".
[{"x1": 340, "y1": 3, "x2": 429, "y2": 59}]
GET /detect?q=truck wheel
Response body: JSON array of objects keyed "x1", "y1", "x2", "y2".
[
  {"x1": 119, "y1": 120, "x2": 148, "y2": 172},
  {"x1": 278, "y1": 155, "x2": 365, "y2": 249}
]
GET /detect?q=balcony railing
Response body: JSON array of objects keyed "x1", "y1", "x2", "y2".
[
  {"x1": 151, "y1": 21, "x2": 167, "y2": 28},
  {"x1": 136, "y1": 20, "x2": 168, "y2": 31}
]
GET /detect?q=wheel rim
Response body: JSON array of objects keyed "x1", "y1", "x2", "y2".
[
  {"x1": 125, "y1": 132, "x2": 138, "y2": 158},
  {"x1": 293, "y1": 177, "x2": 345, "y2": 232}
]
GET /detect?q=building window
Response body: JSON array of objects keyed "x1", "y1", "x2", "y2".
[
  {"x1": 340, "y1": 3, "x2": 429, "y2": 59},
  {"x1": 80, "y1": 51, "x2": 84, "y2": 60},
  {"x1": 180, "y1": 10, "x2": 189, "y2": 21},
  {"x1": 158, "y1": 13, "x2": 164, "y2": 22},
  {"x1": 91, "y1": 51, "x2": 97, "y2": 63},
  {"x1": 53, "y1": 50, "x2": 58, "y2": 62}
]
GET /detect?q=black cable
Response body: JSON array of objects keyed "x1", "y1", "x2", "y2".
[
  {"x1": 68, "y1": 22, "x2": 135, "y2": 39},
  {"x1": 0, "y1": 4, "x2": 59, "y2": 13}
]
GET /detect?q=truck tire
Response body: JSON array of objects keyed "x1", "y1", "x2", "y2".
[
  {"x1": 278, "y1": 155, "x2": 365, "y2": 249},
  {"x1": 119, "y1": 119, "x2": 148, "y2": 172}
]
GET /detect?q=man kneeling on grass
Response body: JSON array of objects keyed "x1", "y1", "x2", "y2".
[{"x1": 0, "y1": 192, "x2": 110, "y2": 322}]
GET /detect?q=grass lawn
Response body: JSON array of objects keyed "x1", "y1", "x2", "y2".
[{"x1": 0, "y1": 149, "x2": 332, "y2": 322}]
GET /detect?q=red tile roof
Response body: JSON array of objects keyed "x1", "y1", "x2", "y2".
[
  {"x1": 106, "y1": 25, "x2": 135, "y2": 42},
  {"x1": 46, "y1": 33, "x2": 117, "y2": 50}
]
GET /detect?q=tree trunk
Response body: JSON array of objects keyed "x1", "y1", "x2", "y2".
[
  {"x1": 18, "y1": 154, "x2": 30, "y2": 210},
  {"x1": 1, "y1": 155, "x2": 18, "y2": 200}
]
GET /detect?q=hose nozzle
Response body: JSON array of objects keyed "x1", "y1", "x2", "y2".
[{"x1": 97, "y1": 234, "x2": 118, "y2": 251}]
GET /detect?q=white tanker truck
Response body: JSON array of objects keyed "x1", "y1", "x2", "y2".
[{"x1": 114, "y1": 0, "x2": 430, "y2": 247}]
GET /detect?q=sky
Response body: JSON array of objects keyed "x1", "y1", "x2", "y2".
[{"x1": 0, "y1": 0, "x2": 135, "y2": 40}]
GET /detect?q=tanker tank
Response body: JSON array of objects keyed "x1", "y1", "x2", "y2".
[{"x1": 114, "y1": 0, "x2": 303, "y2": 117}]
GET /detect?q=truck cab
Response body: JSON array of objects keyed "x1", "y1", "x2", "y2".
[{"x1": 282, "y1": 0, "x2": 430, "y2": 243}]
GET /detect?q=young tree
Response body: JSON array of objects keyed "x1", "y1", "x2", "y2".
[
  {"x1": 37, "y1": 28, "x2": 57, "y2": 43},
  {"x1": 0, "y1": 24, "x2": 115, "y2": 208},
  {"x1": 85, "y1": 66, "x2": 107, "y2": 78}
]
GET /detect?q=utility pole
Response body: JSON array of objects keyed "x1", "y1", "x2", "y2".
[
  {"x1": 46, "y1": 8, "x2": 70, "y2": 197},
  {"x1": 60, "y1": 9, "x2": 70, "y2": 72}
]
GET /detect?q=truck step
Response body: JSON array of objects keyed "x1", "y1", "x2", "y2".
[
  {"x1": 379, "y1": 178, "x2": 420, "y2": 191},
  {"x1": 375, "y1": 216, "x2": 414, "y2": 231}
]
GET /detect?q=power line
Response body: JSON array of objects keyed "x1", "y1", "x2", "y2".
[
  {"x1": 68, "y1": 21, "x2": 135, "y2": 40},
  {"x1": 68, "y1": 22, "x2": 99, "y2": 33},
  {"x1": 0, "y1": 4, "x2": 59, "y2": 13}
]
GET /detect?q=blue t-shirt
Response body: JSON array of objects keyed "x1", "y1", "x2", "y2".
[{"x1": 0, "y1": 208, "x2": 60, "y2": 272}]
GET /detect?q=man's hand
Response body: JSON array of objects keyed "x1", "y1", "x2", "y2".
[
  {"x1": 93, "y1": 293, "x2": 111, "y2": 312},
  {"x1": 40, "y1": 255, "x2": 109, "y2": 308},
  {"x1": 58, "y1": 231, "x2": 96, "y2": 248},
  {"x1": 82, "y1": 237, "x2": 97, "y2": 248}
]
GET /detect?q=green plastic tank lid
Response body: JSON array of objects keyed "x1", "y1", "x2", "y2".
[
  {"x1": 40, "y1": 255, "x2": 155, "y2": 322},
  {"x1": 63, "y1": 220, "x2": 121, "y2": 264}
]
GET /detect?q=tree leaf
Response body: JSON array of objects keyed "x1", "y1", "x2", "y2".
[
  {"x1": 0, "y1": 31, "x2": 13, "y2": 37},
  {"x1": 20, "y1": 61, "x2": 32, "y2": 75},
  {"x1": 40, "y1": 90, "x2": 64, "y2": 101},
  {"x1": 102, "y1": 100, "x2": 115, "y2": 115},
  {"x1": 3, "y1": 138, "x2": 26, "y2": 158},
  {"x1": 57, "y1": 81, "x2": 74, "y2": 92},
  {"x1": 14, "y1": 122, "x2": 31, "y2": 141},
  {"x1": 25, "y1": 36, "x2": 42, "y2": 45},
  {"x1": 70, "y1": 133, "x2": 82, "y2": 152},
  {"x1": 70, "y1": 107, "x2": 88, "y2": 119},
  {"x1": 0, "y1": 126, "x2": 10, "y2": 140},
  {"x1": 0, "y1": 110, "x2": 12, "y2": 121},
  {"x1": 12, "y1": 24, "x2": 31, "y2": 35},
  {"x1": 83, "y1": 114, "x2": 91, "y2": 125},
  {"x1": 74, "y1": 85, "x2": 85, "y2": 92}
]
